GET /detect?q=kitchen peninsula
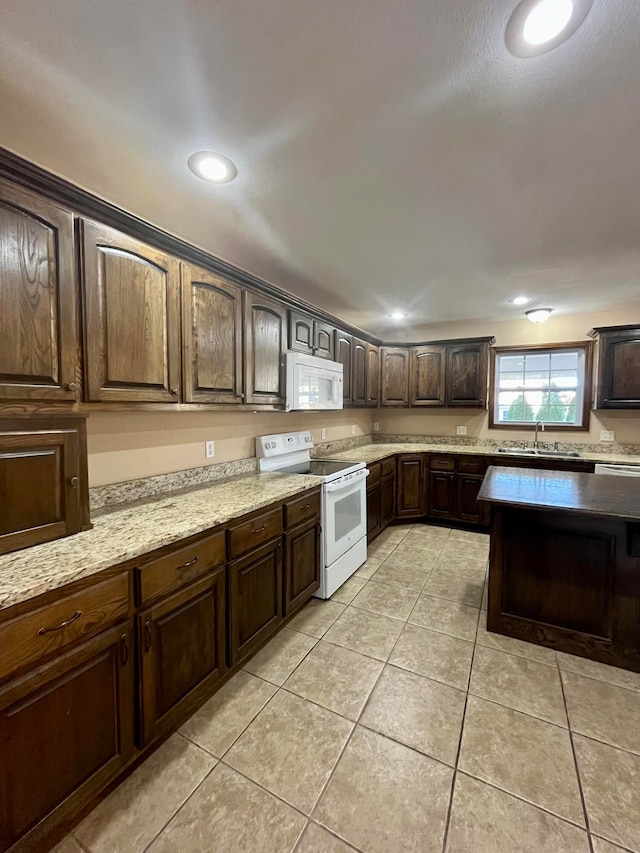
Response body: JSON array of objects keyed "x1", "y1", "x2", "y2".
[{"x1": 478, "y1": 466, "x2": 640, "y2": 672}]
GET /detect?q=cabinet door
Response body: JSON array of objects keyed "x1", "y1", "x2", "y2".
[
  {"x1": 380, "y1": 475, "x2": 396, "y2": 530},
  {"x1": 82, "y1": 221, "x2": 181, "y2": 402},
  {"x1": 228, "y1": 539, "x2": 283, "y2": 666},
  {"x1": 367, "y1": 483, "x2": 382, "y2": 542},
  {"x1": 446, "y1": 343, "x2": 488, "y2": 408},
  {"x1": 456, "y1": 474, "x2": 487, "y2": 525},
  {"x1": 138, "y1": 571, "x2": 226, "y2": 746},
  {"x1": 0, "y1": 623, "x2": 134, "y2": 851},
  {"x1": 181, "y1": 264, "x2": 243, "y2": 404},
  {"x1": 314, "y1": 320, "x2": 335, "y2": 360},
  {"x1": 429, "y1": 472, "x2": 456, "y2": 519},
  {"x1": 351, "y1": 338, "x2": 367, "y2": 407},
  {"x1": 381, "y1": 348, "x2": 410, "y2": 406},
  {"x1": 0, "y1": 428, "x2": 80, "y2": 554},
  {"x1": 284, "y1": 519, "x2": 321, "y2": 615},
  {"x1": 596, "y1": 329, "x2": 640, "y2": 408},
  {"x1": 244, "y1": 293, "x2": 287, "y2": 406},
  {"x1": 334, "y1": 331, "x2": 353, "y2": 406},
  {"x1": 366, "y1": 344, "x2": 380, "y2": 407},
  {"x1": 0, "y1": 179, "x2": 78, "y2": 402},
  {"x1": 410, "y1": 347, "x2": 446, "y2": 407},
  {"x1": 396, "y1": 454, "x2": 427, "y2": 518},
  {"x1": 288, "y1": 310, "x2": 314, "y2": 355}
]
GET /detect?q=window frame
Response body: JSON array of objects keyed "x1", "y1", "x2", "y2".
[{"x1": 488, "y1": 341, "x2": 593, "y2": 431}]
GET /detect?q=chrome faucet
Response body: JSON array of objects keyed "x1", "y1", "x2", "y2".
[{"x1": 533, "y1": 421, "x2": 545, "y2": 450}]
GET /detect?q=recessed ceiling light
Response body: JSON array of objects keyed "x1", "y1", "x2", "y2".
[
  {"x1": 509, "y1": 295, "x2": 533, "y2": 305},
  {"x1": 526, "y1": 307, "x2": 553, "y2": 323},
  {"x1": 388, "y1": 311, "x2": 408, "y2": 320},
  {"x1": 188, "y1": 151, "x2": 237, "y2": 183},
  {"x1": 505, "y1": 0, "x2": 593, "y2": 57}
]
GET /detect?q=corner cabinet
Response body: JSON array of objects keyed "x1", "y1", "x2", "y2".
[
  {"x1": 0, "y1": 179, "x2": 79, "y2": 402},
  {"x1": 244, "y1": 292, "x2": 287, "y2": 407},
  {"x1": 81, "y1": 221, "x2": 182, "y2": 403},
  {"x1": 590, "y1": 325, "x2": 640, "y2": 409},
  {"x1": 446, "y1": 341, "x2": 489, "y2": 408},
  {"x1": 381, "y1": 348, "x2": 410, "y2": 407},
  {"x1": 410, "y1": 346, "x2": 446, "y2": 407}
]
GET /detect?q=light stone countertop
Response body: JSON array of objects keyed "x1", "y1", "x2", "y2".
[
  {"x1": 322, "y1": 442, "x2": 640, "y2": 466},
  {"x1": 0, "y1": 472, "x2": 322, "y2": 612}
]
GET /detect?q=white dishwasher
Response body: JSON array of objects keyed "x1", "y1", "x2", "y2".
[{"x1": 594, "y1": 463, "x2": 640, "y2": 477}]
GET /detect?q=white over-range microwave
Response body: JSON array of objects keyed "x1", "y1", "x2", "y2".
[{"x1": 285, "y1": 351, "x2": 343, "y2": 411}]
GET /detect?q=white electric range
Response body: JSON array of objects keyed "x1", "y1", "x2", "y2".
[{"x1": 256, "y1": 431, "x2": 368, "y2": 598}]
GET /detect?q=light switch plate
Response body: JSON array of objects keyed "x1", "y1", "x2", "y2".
[
  {"x1": 600, "y1": 430, "x2": 615, "y2": 442},
  {"x1": 373, "y1": 422, "x2": 380, "y2": 432},
  {"x1": 205, "y1": 440, "x2": 215, "y2": 458},
  {"x1": 456, "y1": 426, "x2": 467, "y2": 436}
]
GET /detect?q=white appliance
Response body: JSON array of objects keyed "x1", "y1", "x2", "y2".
[
  {"x1": 256, "y1": 431, "x2": 368, "y2": 598},
  {"x1": 285, "y1": 352, "x2": 343, "y2": 412},
  {"x1": 595, "y1": 463, "x2": 640, "y2": 476}
]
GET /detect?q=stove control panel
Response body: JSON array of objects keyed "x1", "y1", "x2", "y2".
[{"x1": 256, "y1": 431, "x2": 314, "y2": 458}]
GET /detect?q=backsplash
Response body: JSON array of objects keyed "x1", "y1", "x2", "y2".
[{"x1": 373, "y1": 433, "x2": 640, "y2": 457}]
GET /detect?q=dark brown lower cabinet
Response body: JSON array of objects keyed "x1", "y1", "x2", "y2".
[
  {"x1": 367, "y1": 481, "x2": 382, "y2": 541},
  {"x1": 284, "y1": 519, "x2": 321, "y2": 615},
  {"x1": 228, "y1": 539, "x2": 283, "y2": 666},
  {"x1": 457, "y1": 475, "x2": 488, "y2": 525},
  {"x1": 138, "y1": 571, "x2": 226, "y2": 746},
  {"x1": 396, "y1": 454, "x2": 427, "y2": 519},
  {"x1": 0, "y1": 622, "x2": 135, "y2": 852},
  {"x1": 429, "y1": 472, "x2": 456, "y2": 520},
  {"x1": 380, "y1": 473, "x2": 395, "y2": 529}
]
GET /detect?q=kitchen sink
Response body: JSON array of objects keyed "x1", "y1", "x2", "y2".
[{"x1": 497, "y1": 447, "x2": 583, "y2": 459}]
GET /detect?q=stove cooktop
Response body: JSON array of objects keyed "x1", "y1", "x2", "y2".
[{"x1": 277, "y1": 458, "x2": 364, "y2": 480}]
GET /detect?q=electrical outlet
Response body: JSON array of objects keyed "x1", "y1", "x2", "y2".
[
  {"x1": 351, "y1": 425, "x2": 357, "y2": 436},
  {"x1": 321, "y1": 428, "x2": 326, "y2": 440},
  {"x1": 205, "y1": 440, "x2": 215, "y2": 458},
  {"x1": 373, "y1": 422, "x2": 380, "y2": 432},
  {"x1": 600, "y1": 430, "x2": 615, "y2": 442},
  {"x1": 456, "y1": 426, "x2": 467, "y2": 436}
]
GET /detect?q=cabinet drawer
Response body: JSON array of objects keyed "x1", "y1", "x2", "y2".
[
  {"x1": 137, "y1": 530, "x2": 226, "y2": 605},
  {"x1": 458, "y1": 456, "x2": 487, "y2": 475},
  {"x1": 430, "y1": 455, "x2": 456, "y2": 472},
  {"x1": 228, "y1": 507, "x2": 284, "y2": 559},
  {"x1": 367, "y1": 462, "x2": 381, "y2": 486},
  {"x1": 0, "y1": 572, "x2": 130, "y2": 683},
  {"x1": 284, "y1": 490, "x2": 321, "y2": 529},
  {"x1": 381, "y1": 457, "x2": 396, "y2": 479}
]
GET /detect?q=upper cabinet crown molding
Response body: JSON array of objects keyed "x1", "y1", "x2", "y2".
[{"x1": 589, "y1": 324, "x2": 640, "y2": 409}]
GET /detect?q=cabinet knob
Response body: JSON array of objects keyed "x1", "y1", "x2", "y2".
[
  {"x1": 66, "y1": 382, "x2": 77, "y2": 392},
  {"x1": 69, "y1": 476, "x2": 79, "y2": 488},
  {"x1": 171, "y1": 387, "x2": 179, "y2": 396}
]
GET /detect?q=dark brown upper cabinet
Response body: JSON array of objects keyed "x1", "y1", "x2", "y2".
[
  {"x1": 244, "y1": 292, "x2": 287, "y2": 407},
  {"x1": 334, "y1": 330, "x2": 353, "y2": 406},
  {"x1": 288, "y1": 310, "x2": 335, "y2": 360},
  {"x1": 352, "y1": 338, "x2": 368, "y2": 407},
  {"x1": 0, "y1": 179, "x2": 78, "y2": 402},
  {"x1": 445, "y1": 340, "x2": 490, "y2": 408},
  {"x1": 410, "y1": 346, "x2": 446, "y2": 406},
  {"x1": 381, "y1": 347, "x2": 410, "y2": 406},
  {"x1": 181, "y1": 264, "x2": 243, "y2": 404},
  {"x1": 81, "y1": 221, "x2": 182, "y2": 403},
  {"x1": 366, "y1": 344, "x2": 380, "y2": 407},
  {"x1": 590, "y1": 325, "x2": 640, "y2": 409}
]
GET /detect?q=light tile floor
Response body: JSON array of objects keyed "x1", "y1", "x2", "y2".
[{"x1": 56, "y1": 524, "x2": 640, "y2": 853}]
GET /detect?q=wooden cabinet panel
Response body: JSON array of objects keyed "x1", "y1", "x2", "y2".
[
  {"x1": 352, "y1": 338, "x2": 367, "y2": 407},
  {"x1": 367, "y1": 482, "x2": 382, "y2": 541},
  {"x1": 284, "y1": 489, "x2": 321, "y2": 530},
  {"x1": 244, "y1": 292, "x2": 287, "y2": 406},
  {"x1": 228, "y1": 539, "x2": 283, "y2": 666},
  {"x1": 410, "y1": 347, "x2": 446, "y2": 407},
  {"x1": 284, "y1": 519, "x2": 321, "y2": 615},
  {"x1": 591, "y1": 326, "x2": 640, "y2": 408},
  {"x1": 366, "y1": 344, "x2": 380, "y2": 407},
  {"x1": 446, "y1": 343, "x2": 488, "y2": 408},
  {"x1": 380, "y1": 473, "x2": 395, "y2": 530},
  {"x1": 314, "y1": 321, "x2": 335, "y2": 360},
  {"x1": 82, "y1": 221, "x2": 181, "y2": 402},
  {"x1": 0, "y1": 425, "x2": 81, "y2": 555},
  {"x1": 0, "y1": 623, "x2": 135, "y2": 851},
  {"x1": 367, "y1": 461, "x2": 381, "y2": 486},
  {"x1": 228, "y1": 507, "x2": 284, "y2": 560},
  {"x1": 458, "y1": 456, "x2": 488, "y2": 475},
  {"x1": 181, "y1": 264, "x2": 243, "y2": 404},
  {"x1": 138, "y1": 572, "x2": 226, "y2": 746},
  {"x1": 381, "y1": 348, "x2": 410, "y2": 406},
  {"x1": 396, "y1": 454, "x2": 427, "y2": 519},
  {"x1": 0, "y1": 179, "x2": 78, "y2": 402},
  {"x1": 457, "y1": 474, "x2": 487, "y2": 525},
  {"x1": 430, "y1": 454, "x2": 455, "y2": 472},
  {"x1": 381, "y1": 457, "x2": 396, "y2": 479},
  {"x1": 429, "y1": 472, "x2": 456, "y2": 519},
  {"x1": 288, "y1": 310, "x2": 314, "y2": 355},
  {"x1": 334, "y1": 331, "x2": 353, "y2": 406}
]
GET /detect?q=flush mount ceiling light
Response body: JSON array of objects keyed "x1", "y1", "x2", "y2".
[
  {"x1": 526, "y1": 307, "x2": 553, "y2": 323},
  {"x1": 505, "y1": 0, "x2": 593, "y2": 58},
  {"x1": 388, "y1": 311, "x2": 408, "y2": 320},
  {"x1": 509, "y1": 295, "x2": 533, "y2": 305},
  {"x1": 188, "y1": 151, "x2": 237, "y2": 183}
]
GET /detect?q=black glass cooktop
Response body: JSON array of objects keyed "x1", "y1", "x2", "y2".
[{"x1": 278, "y1": 459, "x2": 361, "y2": 477}]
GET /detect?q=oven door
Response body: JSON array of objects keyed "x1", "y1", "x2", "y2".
[{"x1": 323, "y1": 470, "x2": 368, "y2": 566}]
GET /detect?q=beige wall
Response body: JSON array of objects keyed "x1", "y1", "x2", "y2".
[{"x1": 87, "y1": 409, "x2": 373, "y2": 487}]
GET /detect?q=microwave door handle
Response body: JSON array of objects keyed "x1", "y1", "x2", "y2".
[{"x1": 333, "y1": 376, "x2": 341, "y2": 405}]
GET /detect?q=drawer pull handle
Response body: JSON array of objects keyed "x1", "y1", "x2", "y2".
[
  {"x1": 300, "y1": 503, "x2": 310, "y2": 510},
  {"x1": 176, "y1": 555, "x2": 199, "y2": 571},
  {"x1": 38, "y1": 610, "x2": 82, "y2": 635},
  {"x1": 252, "y1": 525, "x2": 267, "y2": 534},
  {"x1": 144, "y1": 621, "x2": 152, "y2": 652}
]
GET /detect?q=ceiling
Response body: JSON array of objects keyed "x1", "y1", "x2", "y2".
[{"x1": 1, "y1": 0, "x2": 639, "y2": 336}]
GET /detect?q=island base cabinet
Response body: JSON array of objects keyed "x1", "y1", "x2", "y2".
[
  {"x1": 0, "y1": 622, "x2": 135, "y2": 852},
  {"x1": 138, "y1": 571, "x2": 226, "y2": 747},
  {"x1": 228, "y1": 540, "x2": 283, "y2": 666},
  {"x1": 284, "y1": 520, "x2": 321, "y2": 615}
]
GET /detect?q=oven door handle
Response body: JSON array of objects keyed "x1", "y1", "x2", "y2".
[{"x1": 325, "y1": 469, "x2": 369, "y2": 493}]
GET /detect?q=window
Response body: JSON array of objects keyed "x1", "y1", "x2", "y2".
[{"x1": 490, "y1": 343, "x2": 592, "y2": 430}]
